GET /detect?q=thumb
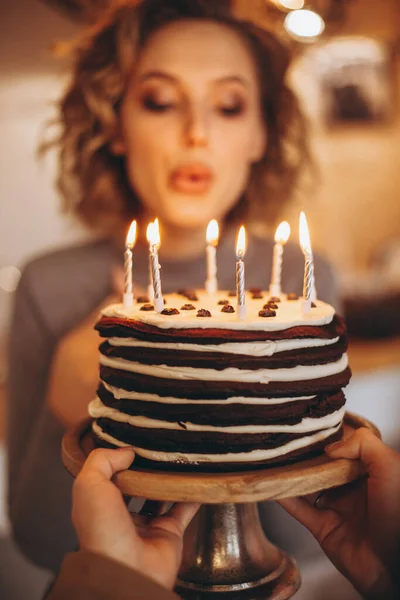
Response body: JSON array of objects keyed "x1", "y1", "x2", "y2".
[
  {"x1": 325, "y1": 428, "x2": 393, "y2": 477},
  {"x1": 77, "y1": 446, "x2": 135, "y2": 487},
  {"x1": 72, "y1": 447, "x2": 137, "y2": 555},
  {"x1": 72, "y1": 448, "x2": 136, "y2": 541},
  {"x1": 73, "y1": 447, "x2": 135, "y2": 511}
]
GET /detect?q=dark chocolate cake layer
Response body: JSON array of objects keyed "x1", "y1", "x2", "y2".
[
  {"x1": 92, "y1": 425, "x2": 343, "y2": 472},
  {"x1": 95, "y1": 313, "x2": 346, "y2": 343},
  {"x1": 97, "y1": 384, "x2": 345, "y2": 426},
  {"x1": 99, "y1": 336, "x2": 348, "y2": 370},
  {"x1": 94, "y1": 416, "x2": 343, "y2": 454},
  {"x1": 100, "y1": 365, "x2": 352, "y2": 398}
]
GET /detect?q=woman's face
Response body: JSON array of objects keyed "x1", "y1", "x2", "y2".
[{"x1": 116, "y1": 20, "x2": 267, "y2": 231}]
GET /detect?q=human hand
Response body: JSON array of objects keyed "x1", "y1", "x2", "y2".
[
  {"x1": 72, "y1": 447, "x2": 200, "y2": 590},
  {"x1": 47, "y1": 267, "x2": 145, "y2": 426},
  {"x1": 278, "y1": 428, "x2": 400, "y2": 599}
]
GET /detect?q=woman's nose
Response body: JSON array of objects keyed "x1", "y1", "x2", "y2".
[{"x1": 184, "y1": 107, "x2": 209, "y2": 148}]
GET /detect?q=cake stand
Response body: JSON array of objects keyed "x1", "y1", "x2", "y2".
[{"x1": 62, "y1": 413, "x2": 379, "y2": 600}]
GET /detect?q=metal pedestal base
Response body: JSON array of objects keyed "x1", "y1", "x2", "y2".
[{"x1": 175, "y1": 503, "x2": 300, "y2": 600}]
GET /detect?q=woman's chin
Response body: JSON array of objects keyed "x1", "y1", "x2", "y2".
[
  {"x1": 143, "y1": 189, "x2": 236, "y2": 231},
  {"x1": 160, "y1": 207, "x2": 215, "y2": 231},
  {"x1": 166, "y1": 219, "x2": 208, "y2": 232}
]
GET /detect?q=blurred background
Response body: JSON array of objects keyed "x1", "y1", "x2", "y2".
[{"x1": 0, "y1": 0, "x2": 399, "y2": 598}]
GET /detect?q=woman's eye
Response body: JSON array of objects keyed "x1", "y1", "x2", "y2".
[
  {"x1": 142, "y1": 95, "x2": 176, "y2": 112},
  {"x1": 218, "y1": 103, "x2": 245, "y2": 117}
]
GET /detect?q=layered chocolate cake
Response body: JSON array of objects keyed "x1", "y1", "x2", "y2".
[{"x1": 90, "y1": 290, "x2": 351, "y2": 470}]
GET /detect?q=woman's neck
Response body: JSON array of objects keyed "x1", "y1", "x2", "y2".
[{"x1": 162, "y1": 225, "x2": 207, "y2": 261}]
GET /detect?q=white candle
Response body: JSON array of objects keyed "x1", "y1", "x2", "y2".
[
  {"x1": 311, "y1": 278, "x2": 317, "y2": 303},
  {"x1": 148, "y1": 218, "x2": 164, "y2": 313},
  {"x1": 123, "y1": 220, "x2": 137, "y2": 308},
  {"x1": 236, "y1": 225, "x2": 247, "y2": 320},
  {"x1": 299, "y1": 212, "x2": 314, "y2": 314},
  {"x1": 205, "y1": 219, "x2": 219, "y2": 294},
  {"x1": 269, "y1": 221, "x2": 290, "y2": 297},
  {"x1": 146, "y1": 223, "x2": 155, "y2": 301}
]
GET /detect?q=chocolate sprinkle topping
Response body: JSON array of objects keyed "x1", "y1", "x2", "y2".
[
  {"x1": 264, "y1": 302, "x2": 279, "y2": 310},
  {"x1": 259, "y1": 308, "x2": 276, "y2": 318},
  {"x1": 197, "y1": 309, "x2": 212, "y2": 317},
  {"x1": 249, "y1": 287, "x2": 262, "y2": 294},
  {"x1": 178, "y1": 289, "x2": 198, "y2": 301},
  {"x1": 161, "y1": 308, "x2": 180, "y2": 316},
  {"x1": 252, "y1": 293, "x2": 264, "y2": 299},
  {"x1": 268, "y1": 296, "x2": 281, "y2": 303},
  {"x1": 221, "y1": 305, "x2": 235, "y2": 313},
  {"x1": 218, "y1": 299, "x2": 230, "y2": 305},
  {"x1": 287, "y1": 293, "x2": 298, "y2": 300},
  {"x1": 181, "y1": 304, "x2": 196, "y2": 311},
  {"x1": 136, "y1": 296, "x2": 149, "y2": 303},
  {"x1": 140, "y1": 304, "x2": 154, "y2": 311},
  {"x1": 228, "y1": 290, "x2": 236, "y2": 297}
]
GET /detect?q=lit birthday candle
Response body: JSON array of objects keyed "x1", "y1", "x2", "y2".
[
  {"x1": 299, "y1": 212, "x2": 314, "y2": 314},
  {"x1": 269, "y1": 221, "x2": 290, "y2": 297},
  {"x1": 148, "y1": 218, "x2": 164, "y2": 313},
  {"x1": 146, "y1": 222, "x2": 155, "y2": 301},
  {"x1": 123, "y1": 220, "x2": 137, "y2": 308},
  {"x1": 236, "y1": 225, "x2": 247, "y2": 320},
  {"x1": 205, "y1": 219, "x2": 219, "y2": 294}
]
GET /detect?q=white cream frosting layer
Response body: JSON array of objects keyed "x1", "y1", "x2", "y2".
[
  {"x1": 92, "y1": 421, "x2": 342, "y2": 463},
  {"x1": 108, "y1": 336, "x2": 340, "y2": 356},
  {"x1": 101, "y1": 381, "x2": 316, "y2": 405},
  {"x1": 101, "y1": 291, "x2": 335, "y2": 331},
  {"x1": 89, "y1": 397, "x2": 345, "y2": 434},
  {"x1": 100, "y1": 353, "x2": 349, "y2": 383}
]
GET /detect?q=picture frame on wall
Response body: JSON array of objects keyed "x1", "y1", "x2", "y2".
[{"x1": 314, "y1": 37, "x2": 396, "y2": 126}]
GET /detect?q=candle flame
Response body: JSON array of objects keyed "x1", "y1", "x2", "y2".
[
  {"x1": 236, "y1": 225, "x2": 247, "y2": 259},
  {"x1": 206, "y1": 219, "x2": 219, "y2": 246},
  {"x1": 126, "y1": 220, "x2": 137, "y2": 249},
  {"x1": 147, "y1": 219, "x2": 161, "y2": 247},
  {"x1": 153, "y1": 218, "x2": 161, "y2": 247},
  {"x1": 146, "y1": 222, "x2": 154, "y2": 243},
  {"x1": 299, "y1": 212, "x2": 312, "y2": 254},
  {"x1": 275, "y1": 221, "x2": 291, "y2": 245}
]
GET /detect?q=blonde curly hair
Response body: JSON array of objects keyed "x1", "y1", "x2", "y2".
[{"x1": 49, "y1": 0, "x2": 311, "y2": 236}]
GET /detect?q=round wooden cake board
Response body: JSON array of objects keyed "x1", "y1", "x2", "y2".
[{"x1": 62, "y1": 412, "x2": 379, "y2": 503}]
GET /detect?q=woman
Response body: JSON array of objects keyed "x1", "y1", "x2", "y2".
[{"x1": 8, "y1": 0, "x2": 339, "y2": 572}]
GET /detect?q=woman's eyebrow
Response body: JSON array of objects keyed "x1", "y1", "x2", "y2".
[
  {"x1": 215, "y1": 75, "x2": 250, "y2": 88},
  {"x1": 136, "y1": 71, "x2": 250, "y2": 87},
  {"x1": 136, "y1": 71, "x2": 178, "y2": 83}
]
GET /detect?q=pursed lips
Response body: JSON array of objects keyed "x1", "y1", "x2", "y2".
[{"x1": 169, "y1": 162, "x2": 214, "y2": 195}]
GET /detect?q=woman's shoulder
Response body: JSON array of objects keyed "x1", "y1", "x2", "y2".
[
  {"x1": 16, "y1": 239, "x2": 116, "y2": 337},
  {"x1": 21, "y1": 238, "x2": 113, "y2": 278}
]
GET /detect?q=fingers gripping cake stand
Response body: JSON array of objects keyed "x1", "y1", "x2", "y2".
[{"x1": 62, "y1": 413, "x2": 377, "y2": 600}]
